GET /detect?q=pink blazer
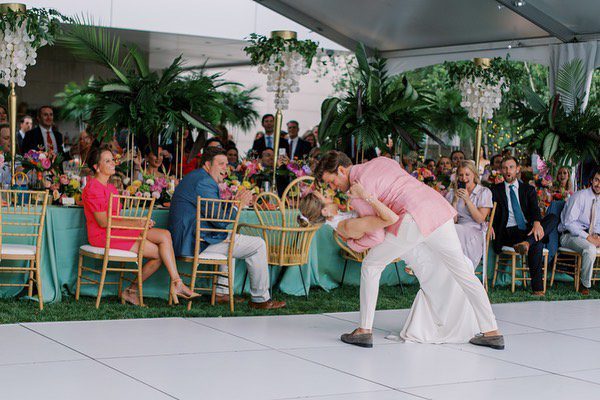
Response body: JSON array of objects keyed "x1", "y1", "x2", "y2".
[{"x1": 346, "y1": 157, "x2": 456, "y2": 251}]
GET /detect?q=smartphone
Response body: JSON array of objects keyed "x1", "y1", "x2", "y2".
[
  {"x1": 278, "y1": 148, "x2": 287, "y2": 157},
  {"x1": 457, "y1": 181, "x2": 466, "y2": 189}
]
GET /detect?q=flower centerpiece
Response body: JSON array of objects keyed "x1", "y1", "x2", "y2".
[
  {"x1": 51, "y1": 173, "x2": 82, "y2": 206},
  {"x1": 411, "y1": 167, "x2": 446, "y2": 194},
  {"x1": 21, "y1": 149, "x2": 61, "y2": 189},
  {"x1": 124, "y1": 174, "x2": 174, "y2": 206},
  {"x1": 219, "y1": 174, "x2": 260, "y2": 201}
]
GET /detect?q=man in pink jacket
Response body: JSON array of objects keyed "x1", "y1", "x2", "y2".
[{"x1": 315, "y1": 151, "x2": 503, "y2": 349}]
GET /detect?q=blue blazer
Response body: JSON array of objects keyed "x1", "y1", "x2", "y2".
[{"x1": 168, "y1": 169, "x2": 237, "y2": 256}]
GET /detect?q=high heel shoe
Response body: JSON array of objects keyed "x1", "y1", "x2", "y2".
[{"x1": 170, "y1": 280, "x2": 201, "y2": 305}]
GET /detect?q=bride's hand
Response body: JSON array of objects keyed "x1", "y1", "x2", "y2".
[{"x1": 349, "y1": 182, "x2": 369, "y2": 199}]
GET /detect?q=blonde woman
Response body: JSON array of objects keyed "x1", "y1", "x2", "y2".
[{"x1": 446, "y1": 161, "x2": 493, "y2": 268}]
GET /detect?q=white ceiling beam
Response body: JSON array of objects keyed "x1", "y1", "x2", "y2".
[{"x1": 495, "y1": 0, "x2": 576, "y2": 42}]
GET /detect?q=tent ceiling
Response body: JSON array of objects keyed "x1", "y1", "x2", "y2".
[{"x1": 256, "y1": 0, "x2": 600, "y2": 56}]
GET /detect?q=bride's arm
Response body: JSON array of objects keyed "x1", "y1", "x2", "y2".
[{"x1": 337, "y1": 184, "x2": 399, "y2": 240}]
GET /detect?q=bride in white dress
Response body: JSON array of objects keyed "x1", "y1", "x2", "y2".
[{"x1": 299, "y1": 184, "x2": 479, "y2": 344}]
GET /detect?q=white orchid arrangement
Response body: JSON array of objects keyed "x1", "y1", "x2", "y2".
[{"x1": 0, "y1": 7, "x2": 67, "y2": 86}]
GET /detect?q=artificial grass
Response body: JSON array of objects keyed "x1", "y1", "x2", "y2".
[{"x1": 0, "y1": 281, "x2": 596, "y2": 325}]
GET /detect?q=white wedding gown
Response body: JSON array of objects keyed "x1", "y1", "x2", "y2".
[{"x1": 392, "y1": 244, "x2": 480, "y2": 344}]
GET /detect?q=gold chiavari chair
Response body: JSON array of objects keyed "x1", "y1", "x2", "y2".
[
  {"x1": 476, "y1": 202, "x2": 497, "y2": 291},
  {"x1": 76, "y1": 194, "x2": 155, "y2": 308},
  {"x1": 239, "y1": 191, "x2": 320, "y2": 298},
  {"x1": 550, "y1": 248, "x2": 583, "y2": 292},
  {"x1": 332, "y1": 231, "x2": 405, "y2": 294},
  {"x1": 0, "y1": 189, "x2": 49, "y2": 310},
  {"x1": 175, "y1": 197, "x2": 241, "y2": 311},
  {"x1": 282, "y1": 176, "x2": 315, "y2": 209}
]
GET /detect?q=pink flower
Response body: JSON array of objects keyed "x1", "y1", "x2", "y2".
[
  {"x1": 50, "y1": 183, "x2": 60, "y2": 191},
  {"x1": 59, "y1": 175, "x2": 69, "y2": 185},
  {"x1": 151, "y1": 191, "x2": 161, "y2": 199},
  {"x1": 135, "y1": 191, "x2": 143, "y2": 197},
  {"x1": 41, "y1": 158, "x2": 52, "y2": 170}
]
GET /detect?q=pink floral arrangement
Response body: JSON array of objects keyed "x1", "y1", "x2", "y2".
[
  {"x1": 487, "y1": 170, "x2": 504, "y2": 185},
  {"x1": 286, "y1": 159, "x2": 312, "y2": 178},
  {"x1": 22, "y1": 149, "x2": 57, "y2": 172}
]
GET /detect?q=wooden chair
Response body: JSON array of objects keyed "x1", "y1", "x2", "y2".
[
  {"x1": 333, "y1": 231, "x2": 404, "y2": 294},
  {"x1": 476, "y1": 202, "x2": 497, "y2": 291},
  {"x1": 239, "y1": 191, "x2": 320, "y2": 298},
  {"x1": 0, "y1": 189, "x2": 49, "y2": 310},
  {"x1": 550, "y1": 247, "x2": 583, "y2": 291},
  {"x1": 492, "y1": 244, "x2": 549, "y2": 293},
  {"x1": 176, "y1": 197, "x2": 241, "y2": 311},
  {"x1": 282, "y1": 176, "x2": 315, "y2": 209},
  {"x1": 76, "y1": 194, "x2": 155, "y2": 308}
]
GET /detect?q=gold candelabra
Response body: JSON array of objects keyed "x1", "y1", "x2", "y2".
[
  {"x1": 0, "y1": 3, "x2": 26, "y2": 182},
  {"x1": 270, "y1": 30, "x2": 296, "y2": 191},
  {"x1": 473, "y1": 57, "x2": 490, "y2": 172}
]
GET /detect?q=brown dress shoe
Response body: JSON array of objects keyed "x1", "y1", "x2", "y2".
[
  {"x1": 579, "y1": 287, "x2": 590, "y2": 296},
  {"x1": 248, "y1": 299, "x2": 286, "y2": 310},
  {"x1": 514, "y1": 241, "x2": 530, "y2": 256},
  {"x1": 532, "y1": 291, "x2": 545, "y2": 296},
  {"x1": 215, "y1": 294, "x2": 245, "y2": 304}
]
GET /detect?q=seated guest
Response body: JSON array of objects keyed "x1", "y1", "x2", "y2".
[
  {"x1": 490, "y1": 154, "x2": 503, "y2": 172},
  {"x1": 558, "y1": 168, "x2": 600, "y2": 295},
  {"x1": 490, "y1": 156, "x2": 559, "y2": 295},
  {"x1": 308, "y1": 147, "x2": 321, "y2": 172},
  {"x1": 424, "y1": 158, "x2": 436, "y2": 173},
  {"x1": 478, "y1": 148, "x2": 490, "y2": 172},
  {"x1": 450, "y1": 150, "x2": 465, "y2": 169},
  {"x1": 204, "y1": 137, "x2": 223, "y2": 149},
  {"x1": 168, "y1": 147, "x2": 285, "y2": 309},
  {"x1": 446, "y1": 161, "x2": 493, "y2": 268},
  {"x1": 553, "y1": 166, "x2": 573, "y2": 196},
  {"x1": 82, "y1": 145, "x2": 198, "y2": 305},
  {"x1": 251, "y1": 114, "x2": 288, "y2": 156},
  {"x1": 144, "y1": 146, "x2": 167, "y2": 178},
  {"x1": 216, "y1": 125, "x2": 236, "y2": 149},
  {"x1": 287, "y1": 120, "x2": 311, "y2": 160},
  {"x1": 71, "y1": 128, "x2": 99, "y2": 166},
  {"x1": 17, "y1": 114, "x2": 32, "y2": 154},
  {"x1": 226, "y1": 146, "x2": 239, "y2": 168},
  {"x1": 181, "y1": 129, "x2": 202, "y2": 176},
  {"x1": 0, "y1": 123, "x2": 10, "y2": 153},
  {"x1": 22, "y1": 106, "x2": 65, "y2": 155},
  {"x1": 259, "y1": 147, "x2": 289, "y2": 195},
  {"x1": 437, "y1": 156, "x2": 452, "y2": 176}
]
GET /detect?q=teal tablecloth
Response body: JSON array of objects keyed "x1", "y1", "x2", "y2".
[{"x1": 1, "y1": 206, "x2": 566, "y2": 303}]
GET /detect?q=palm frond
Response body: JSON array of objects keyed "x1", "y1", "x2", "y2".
[{"x1": 556, "y1": 59, "x2": 586, "y2": 114}]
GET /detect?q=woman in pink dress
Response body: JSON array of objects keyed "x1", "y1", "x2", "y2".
[{"x1": 82, "y1": 145, "x2": 199, "y2": 305}]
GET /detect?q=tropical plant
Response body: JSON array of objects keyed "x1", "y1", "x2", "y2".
[
  {"x1": 218, "y1": 86, "x2": 260, "y2": 131},
  {"x1": 318, "y1": 43, "x2": 443, "y2": 160},
  {"x1": 53, "y1": 78, "x2": 96, "y2": 131},
  {"x1": 512, "y1": 59, "x2": 600, "y2": 166},
  {"x1": 58, "y1": 17, "x2": 226, "y2": 152},
  {"x1": 244, "y1": 33, "x2": 318, "y2": 69}
]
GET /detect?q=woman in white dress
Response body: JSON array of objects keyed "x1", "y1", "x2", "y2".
[{"x1": 299, "y1": 184, "x2": 480, "y2": 344}]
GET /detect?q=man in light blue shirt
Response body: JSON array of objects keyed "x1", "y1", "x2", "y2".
[{"x1": 559, "y1": 168, "x2": 600, "y2": 294}]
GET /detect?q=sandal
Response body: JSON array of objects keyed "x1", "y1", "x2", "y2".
[
  {"x1": 121, "y1": 287, "x2": 146, "y2": 307},
  {"x1": 171, "y1": 279, "x2": 201, "y2": 305}
]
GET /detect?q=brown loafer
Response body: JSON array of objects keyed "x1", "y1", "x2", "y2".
[
  {"x1": 215, "y1": 294, "x2": 246, "y2": 304},
  {"x1": 514, "y1": 241, "x2": 530, "y2": 256},
  {"x1": 248, "y1": 299, "x2": 286, "y2": 310},
  {"x1": 532, "y1": 291, "x2": 545, "y2": 297},
  {"x1": 579, "y1": 287, "x2": 590, "y2": 296},
  {"x1": 341, "y1": 331, "x2": 373, "y2": 348}
]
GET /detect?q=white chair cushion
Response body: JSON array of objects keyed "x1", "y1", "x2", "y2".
[
  {"x1": 1, "y1": 244, "x2": 36, "y2": 256},
  {"x1": 501, "y1": 246, "x2": 549, "y2": 254},
  {"x1": 559, "y1": 246, "x2": 600, "y2": 255},
  {"x1": 80, "y1": 244, "x2": 137, "y2": 259},
  {"x1": 198, "y1": 251, "x2": 227, "y2": 261}
]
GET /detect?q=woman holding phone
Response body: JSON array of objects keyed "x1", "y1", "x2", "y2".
[{"x1": 445, "y1": 161, "x2": 493, "y2": 269}]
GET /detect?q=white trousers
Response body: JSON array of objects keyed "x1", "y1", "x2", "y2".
[
  {"x1": 203, "y1": 234, "x2": 270, "y2": 303},
  {"x1": 560, "y1": 233, "x2": 599, "y2": 288},
  {"x1": 360, "y1": 214, "x2": 498, "y2": 333}
]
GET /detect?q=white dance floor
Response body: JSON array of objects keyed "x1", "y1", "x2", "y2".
[{"x1": 3, "y1": 300, "x2": 600, "y2": 399}]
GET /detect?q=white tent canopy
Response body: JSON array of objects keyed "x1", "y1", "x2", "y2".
[
  {"x1": 256, "y1": 0, "x2": 598, "y2": 63},
  {"x1": 257, "y1": 0, "x2": 600, "y2": 101}
]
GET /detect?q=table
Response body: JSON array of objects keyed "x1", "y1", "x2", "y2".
[{"x1": 0, "y1": 206, "x2": 415, "y2": 302}]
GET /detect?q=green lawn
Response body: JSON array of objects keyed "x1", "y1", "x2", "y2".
[{"x1": 0, "y1": 281, "x2": 596, "y2": 324}]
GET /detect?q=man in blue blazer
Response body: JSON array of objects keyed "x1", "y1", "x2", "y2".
[{"x1": 168, "y1": 147, "x2": 286, "y2": 309}]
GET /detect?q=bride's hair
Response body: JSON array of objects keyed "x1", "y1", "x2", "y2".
[{"x1": 298, "y1": 192, "x2": 326, "y2": 227}]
